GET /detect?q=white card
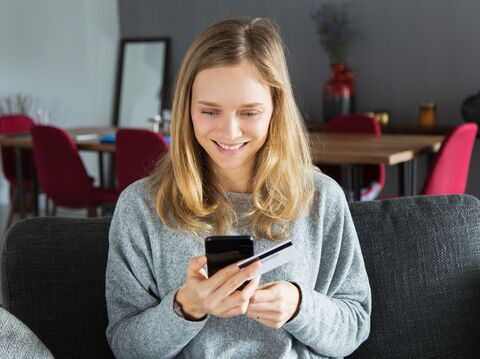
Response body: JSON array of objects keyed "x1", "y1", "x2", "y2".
[{"x1": 237, "y1": 240, "x2": 296, "y2": 277}]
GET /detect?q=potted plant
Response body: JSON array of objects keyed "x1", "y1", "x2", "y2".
[
  {"x1": 311, "y1": 4, "x2": 358, "y2": 121},
  {"x1": 0, "y1": 94, "x2": 33, "y2": 116}
]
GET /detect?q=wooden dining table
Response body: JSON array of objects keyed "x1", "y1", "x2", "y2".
[
  {"x1": 0, "y1": 127, "x2": 115, "y2": 219},
  {"x1": 0, "y1": 127, "x2": 115, "y2": 152},
  {"x1": 0, "y1": 127, "x2": 444, "y2": 219},
  {"x1": 309, "y1": 132, "x2": 444, "y2": 200}
]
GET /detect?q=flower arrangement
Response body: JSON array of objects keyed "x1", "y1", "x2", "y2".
[{"x1": 311, "y1": 3, "x2": 357, "y2": 64}]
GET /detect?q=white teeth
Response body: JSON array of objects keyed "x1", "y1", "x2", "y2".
[{"x1": 216, "y1": 141, "x2": 245, "y2": 150}]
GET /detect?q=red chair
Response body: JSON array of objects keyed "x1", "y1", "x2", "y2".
[
  {"x1": 322, "y1": 114, "x2": 386, "y2": 200},
  {"x1": 0, "y1": 114, "x2": 35, "y2": 227},
  {"x1": 421, "y1": 123, "x2": 478, "y2": 195},
  {"x1": 31, "y1": 125, "x2": 119, "y2": 216},
  {"x1": 115, "y1": 128, "x2": 169, "y2": 192}
]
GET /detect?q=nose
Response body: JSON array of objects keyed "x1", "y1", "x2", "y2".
[{"x1": 219, "y1": 113, "x2": 243, "y2": 142}]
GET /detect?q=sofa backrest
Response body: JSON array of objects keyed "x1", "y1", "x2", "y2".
[
  {"x1": 348, "y1": 194, "x2": 480, "y2": 358},
  {"x1": 1, "y1": 195, "x2": 479, "y2": 358},
  {"x1": 1, "y1": 217, "x2": 114, "y2": 359}
]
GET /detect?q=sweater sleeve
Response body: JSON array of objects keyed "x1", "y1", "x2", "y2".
[
  {"x1": 105, "y1": 187, "x2": 208, "y2": 359},
  {"x1": 282, "y1": 180, "x2": 371, "y2": 357}
]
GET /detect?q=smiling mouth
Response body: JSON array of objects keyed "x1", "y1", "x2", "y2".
[{"x1": 213, "y1": 140, "x2": 248, "y2": 150}]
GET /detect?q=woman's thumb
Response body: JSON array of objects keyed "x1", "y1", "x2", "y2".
[{"x1": 187, "y1": 255, "x2": 207, "y2": 274}]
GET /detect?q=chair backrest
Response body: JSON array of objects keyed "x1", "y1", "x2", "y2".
[
  {"x1": 349, "y1": 194, "x2": 480, "y2": 358},
  {"x1": 0, "y1": 114, "x2": 35, "y2": 185},
  {"x1": 31, "y1": 125, "x2": 95, "y2": 206},
  {"x1": 325, "y1": 114, "x2": 382, "y2": 135},
  {"x1": 1, "y1": 217, "x2": 115, "y2": 359},
  {"x1": 115, "y1": 128, "x2": 168, "y2": 192},
  {"x1": 421, "y1": 123, "x2": 478, "y2": 195},
  {"x1": 324, "y1": 114, "x2": 385, "y2": 190}
]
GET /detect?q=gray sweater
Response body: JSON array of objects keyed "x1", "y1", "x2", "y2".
[{"x1": 106, "y1": 173, "x2": 371, "y2": 358}]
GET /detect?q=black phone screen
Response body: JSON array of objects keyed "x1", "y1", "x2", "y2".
[{"x1": 205, "y1": 235, "x2": 254, "y2": 278}]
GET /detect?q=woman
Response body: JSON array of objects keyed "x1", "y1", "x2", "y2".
[{"x1": 106, "y1": 18, "x2": 370, "y2": 358}]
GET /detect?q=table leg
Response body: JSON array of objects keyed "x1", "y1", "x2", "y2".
[
  {"x1": 352, "y1": 165, "x2": 363, "y2": 201},
  {"x1": 340, "y1": 165, "x2": 350, "y2": 191},
  {"x1": 100, "y1": 153, "x2": 117, "y2": 216},
  {"x1": 399, "y1": 161, "x2": 413, "y2": 196},
  {"x1": 98, "y1": 152, "x2": 104, "y2": 188},
  {"x1": 427, "y1": 153, "x2": 435, "y2": 169},
  {"x1": 14, "y1": 148, "x2": 27, "y2": 219},
  {"x1": 31, "y1": 154, "x2": 39, "y2": 217},
  {"x1": 399, "y1": 163, "x2": 406, "y2": 196},
  {"x1": 108, "y1": 153, "x2": 116, "y2": 189},
  {"x1": 410, "y1": 158, "x2": 418, "y2": 196}
]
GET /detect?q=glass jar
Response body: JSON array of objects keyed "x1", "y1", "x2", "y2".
[{"x1": 419, "y1": 102, "x2": 436, "y2": 127}]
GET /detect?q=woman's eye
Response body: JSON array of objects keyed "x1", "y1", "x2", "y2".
[
  {"x1": 243, "y1": 112, "x2": 259, "y2": 117},
  {"x1": 201, "y1": 111, "x2": 218, "y2": 116}
]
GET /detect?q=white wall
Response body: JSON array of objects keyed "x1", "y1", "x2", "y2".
[{"x1": 0, "y1": 0, "x2": 119, "y2": 204}]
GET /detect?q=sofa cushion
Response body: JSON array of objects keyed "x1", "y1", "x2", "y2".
[{"x1": 348, "y1": 194, "x2": 480, "y2": 358}]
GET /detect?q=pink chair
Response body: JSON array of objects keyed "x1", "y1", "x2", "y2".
[
  {"x1": 115, "y1": 128, "x2": 169, "y2": 192},
  {"x1": 322, "y1": 114, "x2": 386, "y2": 200},
  {"x1": 31, "y1": 125, "x2": 119, "y2": 216},
  {"x1": 0, "y1": 115, "x2": 35, "y2": 227},
  {"x1": 421, "y1": 123, "x2": 478, "y2": 195}
]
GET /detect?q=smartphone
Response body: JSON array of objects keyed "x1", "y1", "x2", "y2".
[{"x1": 205, "y1": 235, "x2": 254, "y2": 290}]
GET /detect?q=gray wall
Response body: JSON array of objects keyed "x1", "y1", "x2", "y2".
[
  {"x1": 118, "y1": 0, "x2": 479, "y2": 197},
  {"x1": 0, "y1": 0, "x2": 119, "y2": 205}
]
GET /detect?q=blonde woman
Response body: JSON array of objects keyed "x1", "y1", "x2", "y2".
[{"x1": 106, "y1": 18, "x2": 370, "y2": 358}]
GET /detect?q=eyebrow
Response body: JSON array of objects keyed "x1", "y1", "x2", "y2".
[{"x1": 196, "y1": 101, "x2": 264, "y2": 108}]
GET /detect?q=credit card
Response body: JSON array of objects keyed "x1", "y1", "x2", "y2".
[{"x1": 237, "y1": 240, "x2": 296, "y2": 277}]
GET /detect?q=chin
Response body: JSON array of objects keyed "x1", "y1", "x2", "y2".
[{"x1": 211, "y1": 159, "x2": 246, "y2": 170}]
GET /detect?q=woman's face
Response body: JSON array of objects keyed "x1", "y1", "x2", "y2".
[{"x1": 191, "y1": 61, "x2": 273, "y2": 185}]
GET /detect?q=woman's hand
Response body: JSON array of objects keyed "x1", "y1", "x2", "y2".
[
  {"x1": 175, "y1": 255, "x2": 261, "y2": 320},
  {"x1": 246, "y1": 281, "x2": 301, "y2": 329}
]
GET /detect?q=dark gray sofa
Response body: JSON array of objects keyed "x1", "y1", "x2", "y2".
[{"x1": 1, "y1": 195, "x2": 479, "y2": 358}]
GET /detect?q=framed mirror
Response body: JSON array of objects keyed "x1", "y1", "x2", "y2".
[{"x1": 112, "y1": 37, "x2": 169, "y2": 128}]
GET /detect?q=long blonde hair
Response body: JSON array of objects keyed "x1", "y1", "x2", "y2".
[{"x1": 148, "y1": 18, "x2": 315, "y2": 241}]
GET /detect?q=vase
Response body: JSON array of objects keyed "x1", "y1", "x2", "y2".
[{"x1": 323, "y1": 63, "x2": 355, "y2": 122}]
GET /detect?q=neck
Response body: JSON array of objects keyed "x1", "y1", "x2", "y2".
[
  {"x1": 221, "y1": 176, "x2": 253, "y2": 193},
  {"x1": 211, "y1": 162, "x2": 254, "y2": 194}
]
